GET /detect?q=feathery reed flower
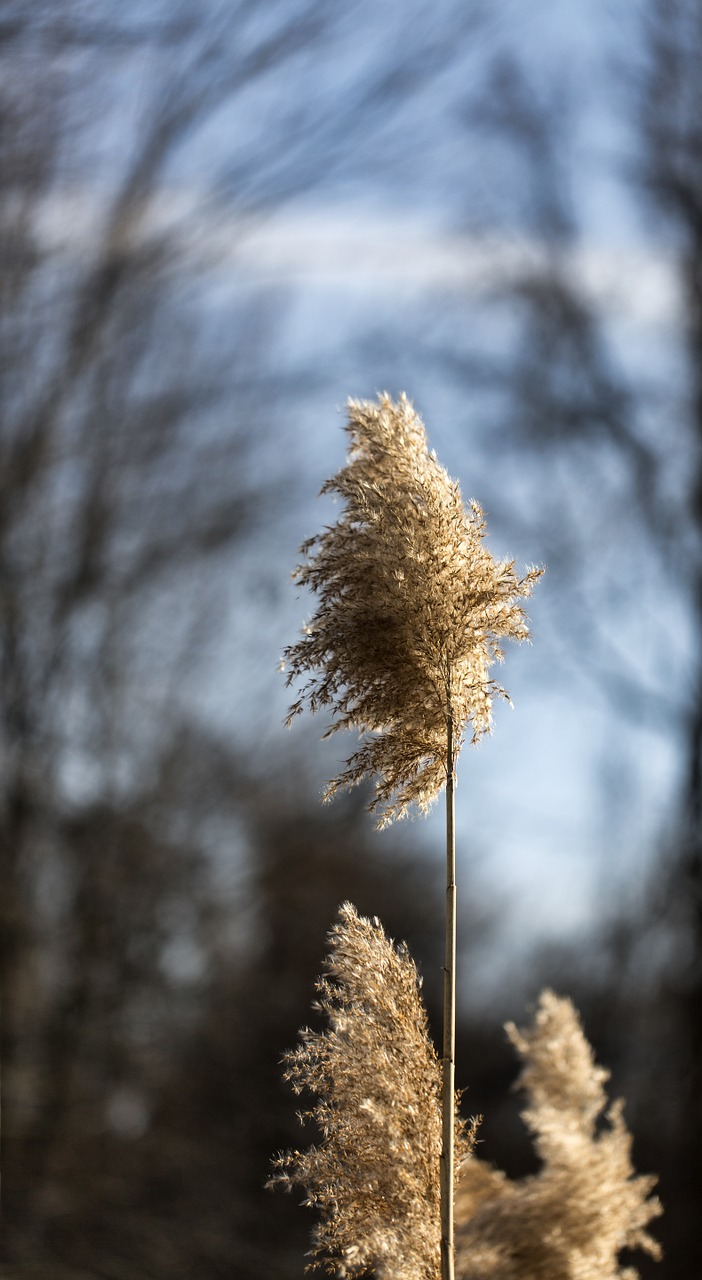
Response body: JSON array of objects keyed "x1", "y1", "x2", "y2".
[
  {"x1": 272, "y1": 921, "x2": 661, "y2": 1280},
  {"x1": 283, "y1": 392, "x2": 542, "y2": 826},
  {"x1": 270, "y1": 904, "x2": 474, "y2": 1280},
  {"x1": 455, "y1": 991, "x2": 662, "y2": 1280}
]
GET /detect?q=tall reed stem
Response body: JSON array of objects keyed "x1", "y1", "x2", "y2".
[{"x1": 440, "y1": 712, "x2": 456, "y2": 1280}]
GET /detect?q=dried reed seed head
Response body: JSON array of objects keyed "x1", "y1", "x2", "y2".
[
  {"x1": 283, "y1": 393, "x2": 542, "y2": 824},
  {"x1": 271, "y1": 920, "x2": 660, "y2": 1280},
  {"x1": 270, "y1": 904, "x2": 473, "y2": 1280},
  {"x1": 455, "y1": 991, "x2": 662, "y2": 1280}
]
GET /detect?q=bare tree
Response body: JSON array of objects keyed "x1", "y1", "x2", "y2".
[
  {"x1": 5, "y1": 3, "x2": 523, "y2": 1273},
  {"x1": 1, "y1": 2, "x2": 456, "y2": 1272}
]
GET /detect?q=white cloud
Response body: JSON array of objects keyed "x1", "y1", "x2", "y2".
[
  {"x1": 234, "y1": 209, "x2": 681, "y2": 329},
  {"x1": 31, "y1": 189, "x2": 682, "y2": 330}
]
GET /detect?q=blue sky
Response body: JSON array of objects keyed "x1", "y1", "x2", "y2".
[
  {"x1": 46, "y1": 0, "x2": 689, "y2": 978},
  {"x1": 161, "y1": 0, "x2": 686, "y2": 975}
]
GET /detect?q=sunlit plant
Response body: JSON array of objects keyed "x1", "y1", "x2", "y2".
[
  {"x1": 270, "y1": 903, "x2": 475, "y2": 1280},
  {"x1": 277, "y1": 394, "x2": 660, "y2": 1280},
  {"x1": 283, "y1": 392, "x2": 541, "y2": 824},
  {"x1": 281, "y1": 392, "x2": 540, "y2": 1279},
  {"x1": 272, "y1": 908, "x2": 662, "y2": 1280}
]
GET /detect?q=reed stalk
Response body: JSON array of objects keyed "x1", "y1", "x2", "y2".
[{"x1": 441, "y1": 712, "x2": 456, "y2": 1280}]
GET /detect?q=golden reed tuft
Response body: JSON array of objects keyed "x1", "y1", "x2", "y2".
[
  {"x1": 283, "y1": 393, "x2": 542, "y2": 825},
  {"x1": 269, "y1": 905, "x2": 475, "y2": 1280},
  {"x1": 273, "y1": 919, "x2": 661, "y2": 1280},
  {"x1": 455, "y1": 991, "x2": 662, "y2": 1280}
]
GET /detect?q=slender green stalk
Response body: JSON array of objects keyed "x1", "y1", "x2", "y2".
[{"x1": 440, "y1": 713, "x2": 456, "y2": 1280}]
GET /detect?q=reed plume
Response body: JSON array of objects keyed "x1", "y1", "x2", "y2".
[
  {"x1": 283, "y1": 392, "x2": 542, "y2": 827},
  {"x1": 270, "y1": 904, "x2": 475, "y2": 1280},
  {"x1": 455, "y1": 991, "x2": 662, "y2": 1280},
  {"x1": 273, "y1": 919, "x2": 661, "y2": 1280}
]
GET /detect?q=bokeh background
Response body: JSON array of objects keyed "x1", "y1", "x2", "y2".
[{"x1": 2, "y1": 1, "x2": 700, "y2": 1276}]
